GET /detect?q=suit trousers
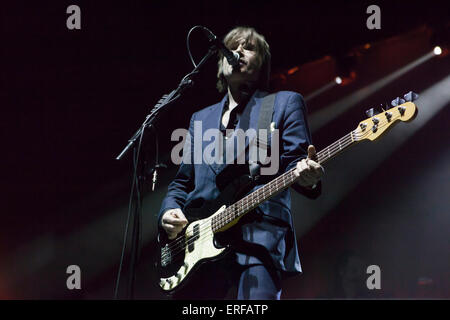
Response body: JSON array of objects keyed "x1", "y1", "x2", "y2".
[{"x1": 171, "y1": 253, "x2": 282, "y2": 300}]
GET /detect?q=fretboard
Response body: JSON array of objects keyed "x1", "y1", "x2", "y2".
[{"x1": 211, "y1": 131, "x2": 356, "y2": 232}]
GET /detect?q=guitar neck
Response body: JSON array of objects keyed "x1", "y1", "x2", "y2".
[{"x1": 211, "y1": 130, "x2": 357, "y2": 232}]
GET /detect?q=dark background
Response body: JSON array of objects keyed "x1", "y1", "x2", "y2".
[{"x1": 1, "y1": 0, "x2": 449, "y2": 299}]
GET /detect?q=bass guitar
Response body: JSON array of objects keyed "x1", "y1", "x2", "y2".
[{"x1": 157, "y1": 92, "x2": 418, "y2": 293}]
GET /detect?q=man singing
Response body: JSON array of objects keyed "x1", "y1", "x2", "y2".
[{"x1": 157, "y1": 26, "x2": 324, "y2": 300}]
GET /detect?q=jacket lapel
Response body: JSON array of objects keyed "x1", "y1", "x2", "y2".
[{"x1": 207, "y1": 90, "x2": 268, "y2": 176}]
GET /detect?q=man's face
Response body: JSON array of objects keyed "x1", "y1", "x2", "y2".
[{"x1": 222, "y1": 37, "x2": 261, "y2": 86}]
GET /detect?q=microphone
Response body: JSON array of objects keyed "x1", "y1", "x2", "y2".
[{"x1": 202, "y1": 27, "x2": 240, "y2": 68}]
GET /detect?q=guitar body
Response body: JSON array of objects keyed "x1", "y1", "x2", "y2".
[
  {"x1": 158, "y1": 206, "x2": 228, "y2": 293},
  {"x1": 157, "y1": 173, "x2": 256, "y2": 293}
]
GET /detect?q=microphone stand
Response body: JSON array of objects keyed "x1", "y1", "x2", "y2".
[{"x1": 114, "y1": 45, "x2": 218, "y2": 300}]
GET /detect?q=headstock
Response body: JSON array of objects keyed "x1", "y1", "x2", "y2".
[{"x1": 354, "y1": 92, "x2": 418, "y2": 142}]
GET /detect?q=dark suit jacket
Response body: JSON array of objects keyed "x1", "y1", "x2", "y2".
[{"x1": 158, "y1": 90, "x2": 321, "y2": 275}]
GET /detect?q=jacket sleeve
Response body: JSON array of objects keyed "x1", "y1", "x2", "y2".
[
  {"x1": 280, "y1": 92, "x2": 321, "y2": 199},
  {"x1": 157, "y1": 113, "x2": 196, "y2": 226}
]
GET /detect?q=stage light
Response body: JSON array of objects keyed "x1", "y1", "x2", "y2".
[
  {"x1": 310, "y1": 50, "x2": 436, "y2": 132},
  {"x1": 295, "y1": 74, "x2": 450, "y2": 238},
  {"x1": 287, "y1": 66, "x2": 299, "y2": 75},
  {"x1": 305, "y1": 75, "x2": 353, "y2": 102},
  {"x1": 433, "y1": 46, "x2": 442, "y2": 55},
  {"x1": 304, "y1": 80, "x2": 338, "y2": 102}
]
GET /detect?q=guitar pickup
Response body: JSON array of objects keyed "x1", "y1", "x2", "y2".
[{"x1": 188, "y1": 224, "x2": 200, "y2": 252}]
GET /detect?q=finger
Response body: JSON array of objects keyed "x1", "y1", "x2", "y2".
[
  {"x1": 162, "y1": 222, "x2": 183, "y2": 231},
  {"x1": 171, "y1": 210, "x2": 188, "y2": 224},
  {"x1": 301, "y1": 164, "x2": 323, "y2": 184},
  {"x1": 304, "y1": 166, "x2": 322, "y2": 181},
  {"x1": 301, "y1": 171, "x2": 315, "y2": 184},
  {"x1": 167, "y1": 232, "x2": 177, "y2": 240},
  {"x1": 301, "y1": 159, "x2": 320, "y2": 174},
  {"x1": 163, "y1": 224, "x2": 184, "y2": 238},
  {"x1": 307, "y1": 145, "x2": 318, "y2": 162},
  {"x1": 295, "y1": 159, "x2": 307, "y2": 176},
  {"x1": 164, "y1": 213, "x2": 188, "y2": 225},
  {"x1": 162, "y1": 217, "x2": 186, "y2": 226},
  {"x1": 298, "y1": 174, "x2": 314, "y2": 186},
  {"x1": 312, "y1": 163, "x2": 324, "y2": 177},
  {"x1": 175, "y1": 215, "x2": 188, "y2": 225},
  {"x1": 306, "y1": 159, "x2": 324, "y2": 175},
  {"x1": 162, "y1": 223, "x2": 176, "y2": 233},
  {"x1": 168, "y1": 229, "x2": 183, "y2": 240},
  {"x1": 297, "y1": 160, "x2": 313, "y2": 180}
]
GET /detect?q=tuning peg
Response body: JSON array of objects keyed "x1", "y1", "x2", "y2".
[
  {"x1": 367, "y1": 107, "x2": 381, "y2": 117},
  {"x1": 404, "y1": 91, "x2": 419, "y2": 102},
  {"x1": 365, "y1": 108, "x2": 375, "y2": 117},
  {"x1": 380, "y1": 103, "x2": 390, "y2": 112},
  {"x1": 391, "y1": 97, "x2": 406, "y2": 107}
]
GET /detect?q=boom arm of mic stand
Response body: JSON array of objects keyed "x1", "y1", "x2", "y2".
[
  {"x1": 113, "y1": 35, "x2": 218, "y2": 300},
  {"x1": 115, "y1": 95, "x2": 179, "y2": 161},
  {"x1": 115, "y1": 46, "x2": 218, "y2": 161}
]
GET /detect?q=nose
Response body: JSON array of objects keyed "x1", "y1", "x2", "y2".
[{"x1": 235, "y1": 43, "x2": 244, "y2": 55}]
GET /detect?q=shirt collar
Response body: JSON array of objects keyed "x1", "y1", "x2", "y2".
[{"x1": 223, "y1": 94, "x2": 251, "y2": 114}]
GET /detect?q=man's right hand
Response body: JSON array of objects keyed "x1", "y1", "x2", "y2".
[{"x1": 161, "y1": 208, "x2": 188, "y2": 240}]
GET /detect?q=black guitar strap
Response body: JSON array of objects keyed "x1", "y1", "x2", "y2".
[{"x1": 249, "y1": 92, "x2": 277, "y2": 179}]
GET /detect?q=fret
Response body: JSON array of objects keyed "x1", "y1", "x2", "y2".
[{"x1": 213, "y1": 130, "x2": 358, "y2": 232}]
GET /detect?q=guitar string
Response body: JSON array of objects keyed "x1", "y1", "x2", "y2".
[
  {"x1": 160, "y1": 132, "x2": 356, "y2": 259},
  {"x1": 162, "y1": 113, "x2": 403, "y2": 267},
  {"x1": 160, "y1": 169, "x2": 301, "y2": 264},
  {"x1": 161, "y1": 132, "x2": 354, "y2": 255},
  {"x1": 160, "y1": 114, "x2": 401, "y2": 262},
  {"x1": 160, "y1": 143, "x2": 348, "y2": 264},
  {"x1": 161, "y1": 131, "x2": 359, "y2": 262},
  {"x1": 160, "y1": 113, "x2": 399, "y2": 266},
  {"x1": 161, "y1": 130, "x2": 358, "y2": 261}
]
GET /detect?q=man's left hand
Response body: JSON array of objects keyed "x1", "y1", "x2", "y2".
[{"x1": 294, "y1": 145, "x2": 324, "y2": 187}]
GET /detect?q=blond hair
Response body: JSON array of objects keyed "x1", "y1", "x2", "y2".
[{"x1": 216, "y1": 26, "x2": 271, "y2": 93}]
